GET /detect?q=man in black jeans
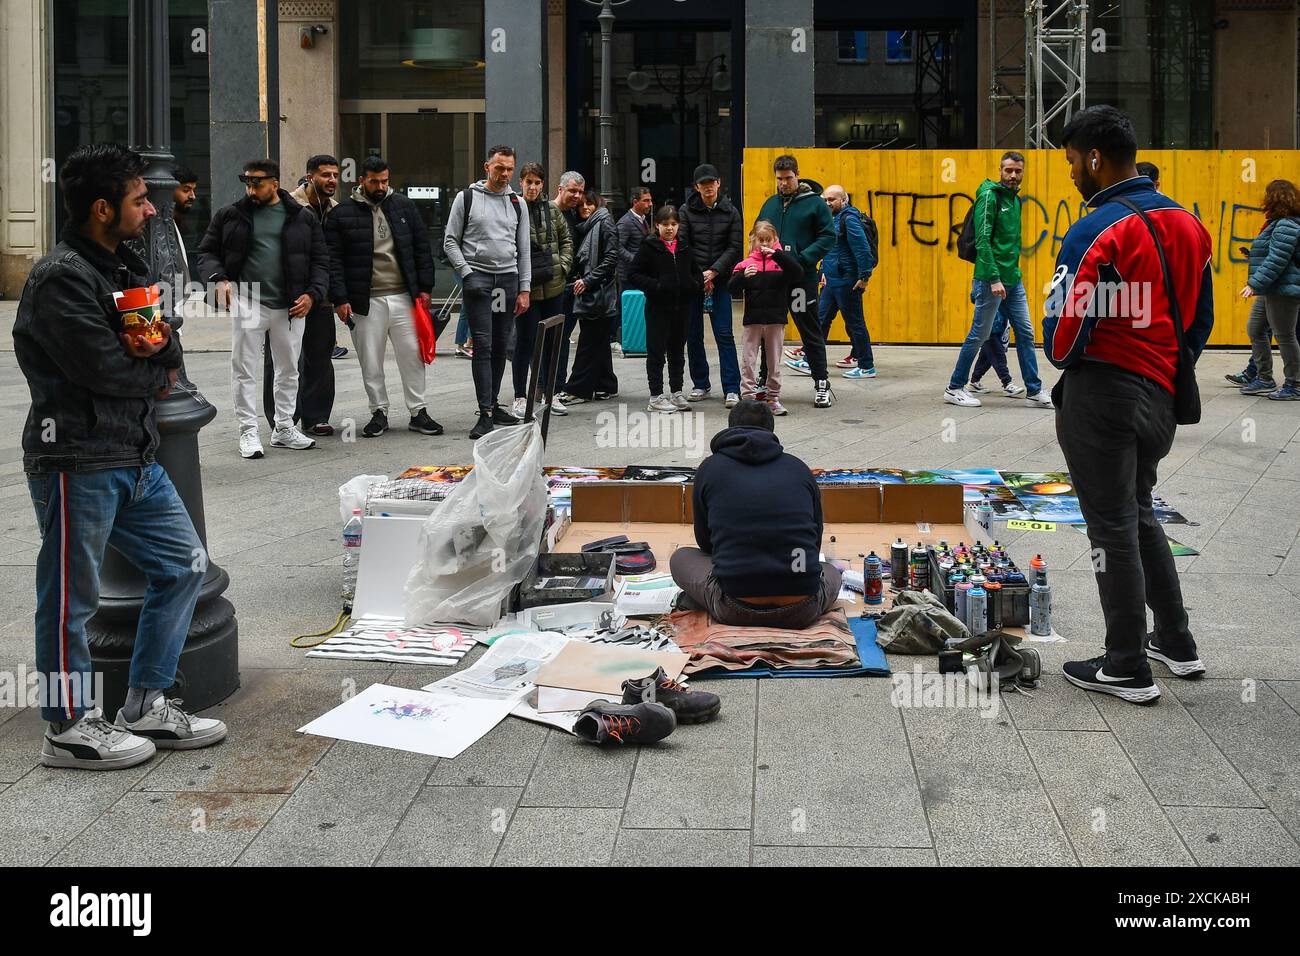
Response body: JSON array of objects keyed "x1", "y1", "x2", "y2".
[
  {"x1": 1043, "y1": 106, "x2": 1214, "y2": 704},
  {"x1": 671, "y1": 400, "x2": 841, "y2": 628},
  {"x1": 443, "y1": 144, "x2": 532, "y2": 438}
]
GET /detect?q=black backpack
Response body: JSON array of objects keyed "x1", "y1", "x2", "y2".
[
  {"x1": 840, "y1": 207, "x2": 879, "y2": 269},
  {"x1": 957, "y1": 194, "x2": 999, "y2": 263}
]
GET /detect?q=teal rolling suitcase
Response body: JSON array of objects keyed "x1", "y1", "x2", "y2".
[{"x1": 621, "y1": 289, "x2": 647, "y2": 356}]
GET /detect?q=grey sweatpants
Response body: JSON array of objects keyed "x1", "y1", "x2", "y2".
[
  {"x1": 1247, "y1": 294, "x2": 1300, "y2": 384},
  {"x1": 670, "y1": 546, "x2": 842, "y2": 629}
]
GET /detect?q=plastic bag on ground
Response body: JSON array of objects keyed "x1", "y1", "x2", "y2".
[
  {"x1": 339, "y1": 474, "x2": 387, "y2": 524},
  {"x1": 404, "y1": 421, "x2": 548, "y2": 627}
]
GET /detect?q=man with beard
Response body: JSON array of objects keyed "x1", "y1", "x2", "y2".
[
  {"x1": 943, "y1": 151, "x2": 1051, "y2": 409},
  {"x1": 1044, "y1": 105, "x2": 1213, "y2": 704},
  {"x1": 170, "y1": 164, "x2": 198, "y2": 288},
  {"x1": 198, "y1": 158, "x2": 327, "y2": 458}
]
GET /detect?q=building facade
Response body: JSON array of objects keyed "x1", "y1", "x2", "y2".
[{"x1": 2, "y1": 0, "x2": 1297, "y2": 297}]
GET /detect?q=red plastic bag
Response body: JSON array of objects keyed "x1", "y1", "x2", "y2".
[{"x1": 413, "y1": 296, "x2": 436, "y2": 364}]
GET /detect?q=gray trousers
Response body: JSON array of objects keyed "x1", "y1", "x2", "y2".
[
  {"x1": 1247, "y1": 294, "x2": 1300, "y2": 384},
  {"x1": 670, "y1": 546, "x2": 842, "y2": 629}
]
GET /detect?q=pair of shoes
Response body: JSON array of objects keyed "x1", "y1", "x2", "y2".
[
  {"x1": 1224, "y1": 370, "x2": 1252, "y2": 386},
  {"x1": 409, "y1": 408, "x2": 444, "y2": 435},
  {"x1": 835, "y1": 355, "x2": 858, "y2": 369},
  {"x1": 307, "y1": 423, "x2": 334, "y2": 437},
  {"x1": 724, "y1": 392, "x2": 740, "y2": 408},
  {"x1": 813, "y1": 379, "x2": 834, "y2": 408},
  {"x1": 688, "y1": 387, "x2": 710, "y2": 402},
  {"x1": 784, "y1": 358, "x2": 812, "y2": 376},
  {"x1": 239, "y1": 427, "x2": 265, "y2": 459},
  {"x1": 767, "y1": 398, "x2": 788, "y2": 416},
  {"x1": 1240, "y1": 377, "x2": 1277, "y2": 396},
  {"x1": 362, "y1": 410, "x2": 389, "y2": 437},
  {"x1": 611, "y1": 342, "x2": 624, "y2": 357},
  {"x1": 469, "y1": 411, "x2": 494, "y2": 439},
  {"x1": 490, "y1": 405, "x2": 517, "y2": 426},
  {"x1": 455, "y1": 343, "x2": 473, "y2": 359},
  {"x1": 41, "y1": 699, "x2": 226, "y2": 770},
  {"x1": 1267, "y1": 381, "x2": 1300, "y2": 401},
  {"x1": 842, "y1": 366, "x2": 876, "y2": 379},
  {"x1": 574, "y1": 667, "x2": 722, "y2": 745},
  {"x1": 944, "y1": 387, "x2": 981, "y2": 407},
  {"x1": 331, "y1": 345, "x2": 348, "y2": 360},
  {"x1": 648, "y1": 394, "x2": 678, "y2": 413},
  {"x1": 1063, "y1": 638, "x2": 1205, "y2": 706},
  {"x1": 1024, "y1": 391, "x2": 1053, "y2": 408}
]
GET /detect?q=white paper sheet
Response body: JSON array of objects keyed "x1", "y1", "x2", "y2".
[
  {"x1": 423, "y1": 632, "x2": 570, "y2": 701},
  {"x1": 511, "y1": 691, "x2": 581, "y2": 735},
  {"x1": 298, "y1": 683, "x2": 512, "y2": 759},
  {"x1": 535, "y1": 685, "x2": 621, "y2": 714},
  {"x1": 352, "y1": 515, "x2": 427, "y2": 618},
  {"x1": 614, "y1": 572, "x2": 682, "y2": 617}
]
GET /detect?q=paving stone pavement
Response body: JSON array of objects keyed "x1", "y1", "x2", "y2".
[{"x1": 1, "y1": 300, "x2": 1297, "y2": 866}]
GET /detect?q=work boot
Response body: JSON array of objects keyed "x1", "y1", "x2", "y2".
[
  {"x1": 622, "y1": 667, "x2": 721, "y2": 724},
  {"x1": 573, "y1": 700, "x2": 676, "y2": 745}
]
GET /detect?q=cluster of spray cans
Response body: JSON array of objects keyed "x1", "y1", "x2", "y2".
[{"x1": 932, "y1": 542, "x2": 1051, "y2": 637}]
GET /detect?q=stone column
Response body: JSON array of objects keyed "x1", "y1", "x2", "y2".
[
  {"x1": 485, "y1": 0, "x2": 547, "y2": 168},
  {"x1": 277, "y1": 0, "x2": 338, "y2": 181},
  {"x1": 744, "y1": 0, "x2": 815, "y2": 148},
  {"x1": 0, "y1": 0, "x2": 48, "y2": 297},
  {"x1": 209, "y1": 0, "x2": 276, "y2": 206}
]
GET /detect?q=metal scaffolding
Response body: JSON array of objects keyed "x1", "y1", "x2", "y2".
[{"x1": 989, "y1": 0, "x2": 1089, "y2": 148}]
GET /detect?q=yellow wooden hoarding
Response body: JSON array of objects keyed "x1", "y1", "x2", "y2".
[{"x1": 740, "y1": 148, "x2": 1296, "y2": 346}]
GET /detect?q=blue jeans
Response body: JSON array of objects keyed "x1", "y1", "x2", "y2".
[
  {"x1": 454, "y1": 313, "x2": 470, "y2": 347},
  {"x1": 971, "y1": 314, "x2": 1012, "y2": 385},
  {"x1": 687, "y1": 286, "x2": 741, "y2": 395},
  {"x1": 819, "y1": 282, "x2": 876, "y2": 370},
  {"x1": 948, "y1": 279, "x2": 1041, "y2": 394},
  {"x1": 28, "y1": 464, "x2": 205, "y2": 721}
]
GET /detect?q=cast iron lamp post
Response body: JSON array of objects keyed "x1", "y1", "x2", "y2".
[
  {"x1": 87, "y1": 0, "x2": 240, "y2": 713},
  {"x1": 580, "y1": 0, "x2": 632, "y2": 207}
]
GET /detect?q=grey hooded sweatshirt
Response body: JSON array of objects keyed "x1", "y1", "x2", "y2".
[{"x1": 442, "y1": 180, "x2": 532, "y2": 291}]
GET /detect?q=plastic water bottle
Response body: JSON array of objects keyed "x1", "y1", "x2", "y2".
[{"x1": 342, "y1": 508, "x2": 364, "y2": 608}]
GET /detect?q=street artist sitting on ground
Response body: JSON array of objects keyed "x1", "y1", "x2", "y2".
[{"x1": 670, "y1": 400, "x2": 841, "y2": 628}]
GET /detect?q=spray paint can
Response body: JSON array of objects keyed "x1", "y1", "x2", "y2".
[
  {"x1": 864, "y1": 552, "x2": 883, "y2": 605},
  {"x1": 910, "y1": 542, "x2": 930, "y2": 591},
  {"x1": 890, "y1": 537, "x2": 908, "y2": 589},
  {"x1": 984, "y1": 579, "x2": 1003, "y2": 631},
  {"x1": 955, "y1": 581, "x2": 972, "y2": 625},
  {"x1": 1030, "y1": 554, "x2": 1047, "y2": 572},
  {"x1": 966, "y1": 583, "x2": 988, "y2": 638},
  {"x1": 1030, "y1": 567, "x2": 1053, "y2": 636}
]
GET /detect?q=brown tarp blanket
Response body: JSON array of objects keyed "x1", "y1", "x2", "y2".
[{"x1": 667, "y1": 609, "x2": 861, "y2": 675}]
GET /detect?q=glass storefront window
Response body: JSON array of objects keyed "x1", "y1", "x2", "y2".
[
  {"x1": 339, "y1": 0, "x2": 485, "y2": 100},
  {"x1": 51, "y1": 0, "x2": 211, "y2": 247}
]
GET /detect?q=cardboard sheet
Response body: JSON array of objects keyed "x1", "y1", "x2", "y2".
[{"x1": 536, "y1": 641, "x2": 688, "y2": 698}]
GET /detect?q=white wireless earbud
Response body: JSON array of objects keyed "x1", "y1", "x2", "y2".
[{"x1": 1091, "y1": 158, "x2": 1098, "y2": 170}]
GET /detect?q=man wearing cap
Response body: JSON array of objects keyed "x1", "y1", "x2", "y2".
[{"x1": 679, "y1": 164, "x2": 743, "y2": 407}]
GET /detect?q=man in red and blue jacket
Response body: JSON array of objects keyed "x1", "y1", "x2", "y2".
[{"x1": 1044, "y1": 106, "x2": 1213, "y2": 705}]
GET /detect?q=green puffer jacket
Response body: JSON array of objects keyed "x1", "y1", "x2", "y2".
[
  {"x1": 1247, "y1": 216, "x2": 1300, "y2": 299},
  {"x1": 529, "y1": 198, "x2": 573, "y2": 301},
  {"x1": 972, "y1": 178, "x2": 1022, "y2": 285},
  {"x1": 755, "y1": 182, "x2": 835, "y2": 274}
]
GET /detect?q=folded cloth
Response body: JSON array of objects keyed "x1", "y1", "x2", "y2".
[
  {"x1": 668, "y1": 608, "x2": 861, "y2": 675},
  {"x1": 875, "y1": 589, "x2": 971, "y2": 654}
]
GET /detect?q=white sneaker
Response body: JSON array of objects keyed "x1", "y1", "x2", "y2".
[
  {"x1": 944, "y1": 387, "x2": 982, "y2": 407},
  {"x1": 41, "y1": 708, "x2": 156, "y2": 770},
  {"x1": 611, "y1": 342, "x2": 624, "y2": 357},
  {"x1": 688, "y1": 387, "x2": 710, "y2": 402},
  {"x1": 115, "y1": 696, "x2": 227, "y2": 750},
  {"x1": 557, "y1": 392, "x2": 586, "y2": 406},
  {"x1": 548, "y1": 396, "x2": 569, "y2": 416},
  {"x1": 239, "y1": 428, "x2": 264, "y2": 459},
  {"x1": 724, "y1": 392, "x2": 740, "y2": 408},
  {"x1": 670, "y1": 392, "x2": 691, "y2": 410},
  {"x1": 648, "y1": 394, "x2": 678, "y2": 413},
  {"x1": 271, "y1": 424, "x2": 316, "y2": 450},
  {"x1": 511, "y1": 397, "x2": 527, "y2": 420},
  {"x1": 768, "y1": 398, "x2": 789, "y2": 416},
  {"x1": 1004, "y1": 382, "x2": 1026, "y2": 396},
  {"x1": 966, "y1": 381, "x2": 988, "y2": 394},
  {"x1": 1024, "y1": 391, "x2": 1053, "y2": 408}
]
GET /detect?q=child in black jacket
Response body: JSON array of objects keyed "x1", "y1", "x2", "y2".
[
  {"x1": 629, "y1": 205, "x2": 704, "y2": 412},
  {"x1": 728, "y1": 220, "x2": 804, "y2": 415}
]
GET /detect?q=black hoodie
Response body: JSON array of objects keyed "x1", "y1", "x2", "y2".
[{"x1": 692, "y1": 426, "x2": 823, "y2": 598}]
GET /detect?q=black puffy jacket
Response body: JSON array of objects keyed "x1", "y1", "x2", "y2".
[
  {"x1": 727, "y1": 247, "x2": 804, "y2": 325},
  {"x1": 196, "y1": 189, "x2": 328, "y2": 305},
  {"x1": 15, "y1": 230, "x2": 182, "y2": 473},
  {"x1": 325, "y1": 188, "x2": 436, "y2": 314},
  {"x1": 628, "y1": 236, "x2": 703, "y2": 322},
  {"x1": 678, "y1": 190, "x2": 744, "y2": 277}
]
